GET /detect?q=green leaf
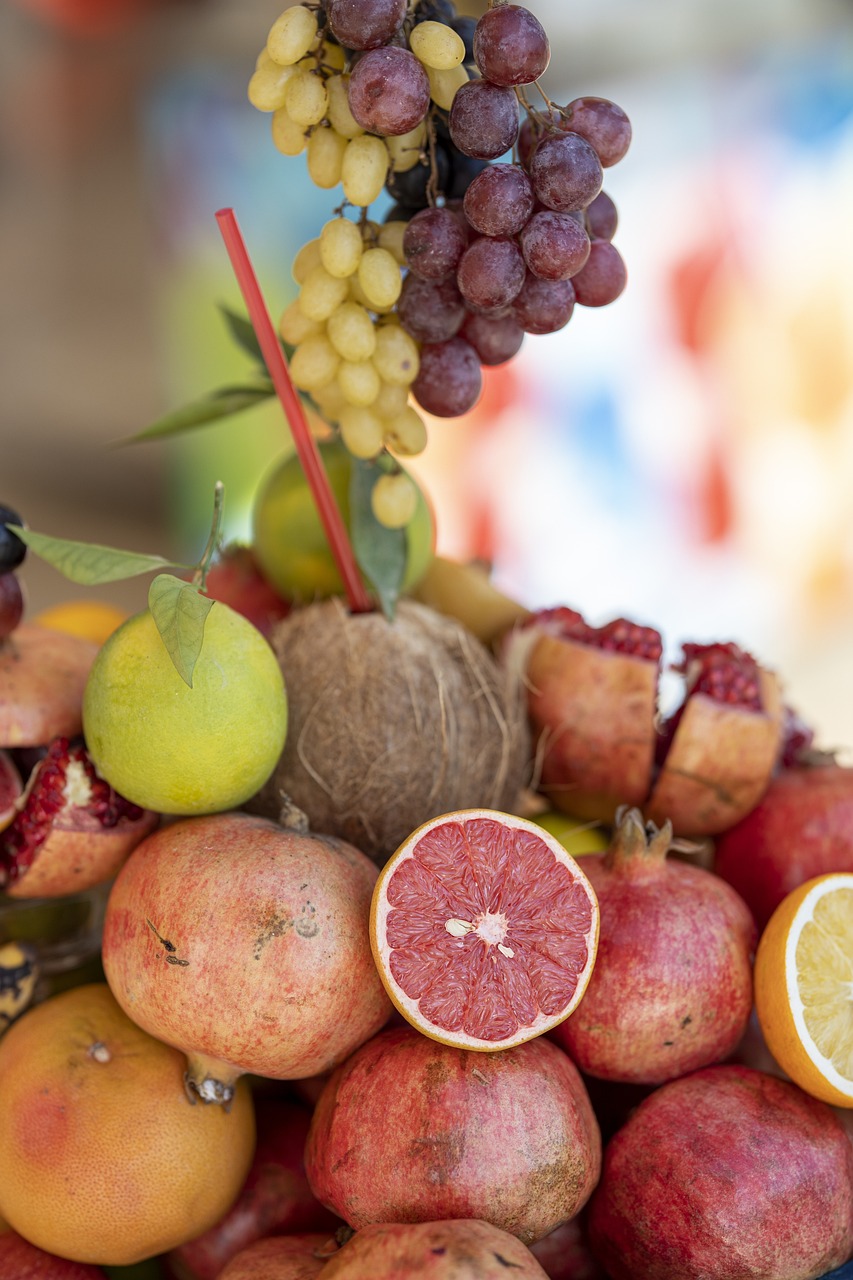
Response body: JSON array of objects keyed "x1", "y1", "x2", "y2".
[
  {"x1": 219, "y1": 304, "x2": 296, "y2": 366},
  {"x1": 122, "y1": 383, "x2": 275, "y2": 443},
  {"x1": 148, "y1": 574, "x2": 215, "y2": 688},
  {"x1": 348, "y1": 460, "x2": 405, "y2": 620},
  {"x1": 10, "y1": 527, "x2": 181, "y2": 585}
]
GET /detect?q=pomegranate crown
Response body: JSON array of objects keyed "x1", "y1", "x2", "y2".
[{"x1": 608, "y1": 806, "x2": 674, "y2": 869}]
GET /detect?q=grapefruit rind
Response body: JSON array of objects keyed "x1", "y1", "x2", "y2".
[{"x1": 369, "y1": 807, "x2": 600, "y2": 1052}]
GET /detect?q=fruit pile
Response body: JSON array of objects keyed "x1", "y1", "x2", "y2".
[{"x1": 1, "y1": 2, "x2": 853, "y2": 1278}]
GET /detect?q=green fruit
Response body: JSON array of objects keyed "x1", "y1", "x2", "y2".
[
  {"x1": 82, "y1": 604, "x2": 287, "y2": 815},
  {"x1": 252, "y1": 439, "x2": 435, "y2": 603},
  {"x1": 531, "y1": 811, "x2": 609, "y2": 856}
]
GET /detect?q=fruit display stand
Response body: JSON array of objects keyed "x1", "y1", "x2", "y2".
[{"x1": 1, "y1": 2, "x2": 853, "y2": 1278}]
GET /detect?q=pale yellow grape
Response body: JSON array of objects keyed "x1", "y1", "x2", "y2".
[
  {"x1": 377, "y1": 221, "x2": 408, "y2": 266},
  {"x1": 341, "y1": 135, "x2": 389, "y2": 207},
  {"x1": 358, "y1": 247, "x2": 402, "y2": 309},
  {"x1": 372, "y1": 380, "x2": 410, "y2": 419},
  {"x1": 338, "y1": 359, "x2": 381, "y2": 407},
  {"x1": 383, "y1": 406, "x2": 428, "y2": 457},
  {"x1": 256, "y1": 48, "x2": 274, "y2": 71},
  {"x1": 283, "y1": 68, "x2": 329, "y2": 127},
  {"x1": 299, "y1": 264, "x2": 351, "y2": 322},
  {"x1": 327, "y1": 302, "x2": 377, "y2": 362},
  {"x1": 307, "y1": 126, "x2": 348, "y2": 189},
  {"x1": 271, "y1": 108, "x2": 308, "y2": 156},
  {"x1": 349, "y1": 274, "x2": 395, "y2": 316},
  {"x1": 248, "y1": 60, "x2": 296, "y2": 112},
  {"x1": 320, "y1": 41, "x2": 347, "y2": 73},
  {"x1": 327, "y1": 74, "x2": 364, "y2": 139},
  {"x1": 371, "y1": 472, "x2": 419, "y2": 529},
  {"x1": 338, "y1": 405, "x2": 385, "y2": 459},
  {"x1": 290, "y1": 335, "x2": 340, "y2": 391},
  {"x1": 292, "y1": 238, "x2": 323, "y2": 285},
  {"x1": 427, "y1": 63, "x2": 469, "y2": 111},
  {"x1": 410, "y1": 21, "x2": 465, "y2": 71},
  {"x1": 279, "y1": 299, "x2": 323, "y2": 346},
  {"x1": 311, "y1": 379, "x2": 348, "y2": 421},
  {"x1": 267, "y1": 6, "x2": 318, "y2": 66},
  {"x1": 386, "y1": 122, "x2": 427, "y2": 174},
  {"x1": 320, "y1": 217, "x2": 364, "y2": 278},
  {"x1": 373, "y1": 324, "x2": 420, "y2": 386}
]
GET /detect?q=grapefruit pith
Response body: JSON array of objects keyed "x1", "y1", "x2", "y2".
[{"x1": 370, "y1": 808, "x2": 599, "y2": 1051}]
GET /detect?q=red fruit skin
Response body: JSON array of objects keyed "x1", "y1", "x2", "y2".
[
  {"x1": 0, "y1": 1228, "x2": 106, "y2": 1278},
  {"x1": 317, "y1": 1221, "x2": 550, "y2": 1278},
  {"x1": 217, "y1": 1233, "x2": 334, "y2": 1280},
  {"x1": 0, "y1": 626, "x2": 98, "y2": 747},
  {"x1": 587, "y1": 1065, "x2": 853, "y2": 1280},
  {"x1": 167, "y1": 1099, "x2": 340, "y2": 1280},
  {"x1": 551, "y1": 819, "x2": 755, "y2": 1085},
  {"x1": 201, "y1": 545, "x2": 290, "y2": 639},
  {"x1": 530, "y1": 1215, "x2": 607, "y2": 1280},
  {"x1": 714, "y1": 764, "x2": 853, "y2": 929},
  {"x1": 304, "y1": 1025, "x2": 601, "y2": 1246}
]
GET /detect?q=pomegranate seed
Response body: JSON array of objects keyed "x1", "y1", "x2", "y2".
[{"x1": 532, "y1": 607, "x2": 662, "y2": 663}]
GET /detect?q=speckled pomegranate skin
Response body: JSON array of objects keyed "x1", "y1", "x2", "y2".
[
  {"x1": 304, "y1": 1025, "x2": 601, "y2": 1246},
  {"x1": 318, "y1": 1220, "x2": 551, "y2": 1278},
  {"x1": 551, "y1": 820, "x2": 755, "y2": 1085},
  {"x1": 588, "y1": 1066, "x2": 853, "y2": 1280},
  {"x1": 101, "y1": 812, "x2": 391, "y2": 1082}
]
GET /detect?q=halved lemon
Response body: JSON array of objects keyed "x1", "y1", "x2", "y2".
[
  {"x1": 754, "y1": 872, "x2": 853, "y2": 1108},
  {"x1": 369, "y1": 808, "x2": 600, "y2": 1052}
]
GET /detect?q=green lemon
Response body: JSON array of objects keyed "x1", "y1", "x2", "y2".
[
  {"x1": 82, "y1": 603, "x2": 287, "y2": 816},
  {"x1": 531, "y1": 811, "x2": 609, "y2": 856},
  {"x1": 252, "y1": 439, "x2": 435, "y2": 603}
]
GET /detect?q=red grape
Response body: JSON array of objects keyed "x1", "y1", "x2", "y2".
[
  {"x1": 512, "y1": 273, "x2": 575, "y2": 334},
  {"x1": 461, "y1": 310, "x2": 525, "y2": 366},
  {"x1": 412, "y1": 337, "x2": 483, "y2": 417},
  {"x1": 348, "y1": 47, "x2": 431, "y2": 137},
  {"x1": 398, "y1": 274, "x2": 467, "y2": 343},
  {"x1": 529, "y1": 132, "x2": 603, "y2": 212},
  {"x1": 327, "y1": 0, "x2": 406, "y2": 51},
  {"x1": 448, "y1": 79, "x2": 519, "y2": 160},
  {"x1": 473, "y1": 4, "x2": 550, "y2": 87},
  {"x1": 585, "y1": 190, "x2": 618, "y2": 241},
  {"x1": 520, "y1": 209, "x2": 590, "y2": 281},
  {"x1": 463, "y1": 163, "x2": 535, "y2": 237},
  {"x1": 564, "y1": 96, "x2": 632, "y2": 167},
  {"x1": 457, "y1": 236, "x2": 526, "y2": 311},
  {"x1": 571, "y1": 240, "x2": 627, "y2": 306},
  {"x1": 403, "y1": 207, "x2": 467, "y2": 281}
]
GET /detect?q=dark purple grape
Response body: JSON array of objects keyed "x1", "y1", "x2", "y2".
[
  {"x1": 385, "y1": 143, "x2": 450, "y2": 208},
  {"x1": 348, "y1": 47, "x2": 431, "y2": 136},
  {"x1": 572, "y1": 240, "x2": 627, "y2": 306},
  {"x1": 411, "y1": 337, "x2": 483, "y2": 418},
  {"x1": 585, "y1": 190, "x2": 618, "y2": 241},
  {"x1": 564, "y1": 97, "x2": 632, "y2": 167},
  {"x1": 446, "y1": 149, "x2": 490, "y2": 201},
  {"x1": 398, "y1": 274, "x2": 467, "y2": 343},
  {"x1": 0, "y1": 573, "x2": 23, "y2": 640},
  {"x1": 403, "y1": 207, "x2": 467, "y2": 280},
  {"x1": 462, "y1": 163, "x2": 534, "y2": 237},
  {"x1": 450, "y1": 14, "x2": 477, "y2": 63},
  {"x1": 529, "y1": 132, "x2": 603, "y2": 212},
  {"x1": 449, "y1": 79, "x2": 519, "y2": 160},
  {"x1": 0, "y1": 505, "x2": 26, "y2": 573},
  {"x1": 383, "y1": 202, "x2": 415, "y2": 223},
  {"x1": 327, "y1": 0, "x2": 406, "y2": 50},
  {"x1": 520, "y1": 209, "x2": 590, "y2": 281},
  {"x1": 456, "y1": 236, "x2": 526, "y2": 311},
  {"x1": 414, "y1": 0, "x2": 456, "y2": 23},
  {"x1": 512, "y1": 273, "x2": 575, "y2": 334},
  {"x1": 461, "y1": 310, "x2": 525, "y2": 366},
  {"x1": 473, "y1": 4, "x2": 550, "y2": 87}
]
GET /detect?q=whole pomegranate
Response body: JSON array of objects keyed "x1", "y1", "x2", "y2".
[
  {"x1": 102, "y1": 811, "x2": 392, "y2": 1104},
  {"x1": 587, "y1": 1065, "x2": 853, "y2": 1280},
  {"x1": 715, "y1": 762, "x2": 853, "y2": 928},
  {"x1": 217, "y1": 1233, "x2": 334, "y2": 1280},
  {"x1": 304, "y1": 1025, "x2": 601, "y2": 1245},
  {"x1": 0, "y1": 1228, "x2": 107, "y2": 1278},
  {"x1": 551, "y1": 808, "x2": 755, "y2": 1084},
  {"x1": 304, "y1": 1221, "x2": 549, "y2": 1279}
]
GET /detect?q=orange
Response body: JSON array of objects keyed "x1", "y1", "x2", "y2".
[
  {"x1": 33, "y1": 600, "x2": 128, "y2": 646},
  {"x1": 370, "y1": 808, "x2": 600, "y2": 1052},
  {"x1": 0, "y1": 983, "x2": 255, "y2": 1265},
  {"x1": 754, "y1": 872, "x2": 853, "y2": 1108}
]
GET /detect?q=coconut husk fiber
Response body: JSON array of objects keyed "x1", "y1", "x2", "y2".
[{"x1": 249, "y1": 598, "x2": 532, "y2": 864}]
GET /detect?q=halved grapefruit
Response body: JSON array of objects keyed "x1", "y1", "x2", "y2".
[{"x1": 370, "y1": 809, "x2": 600, "y2": 1051}]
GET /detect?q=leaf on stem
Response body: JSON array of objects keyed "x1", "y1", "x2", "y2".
[
  {"x1": 121, "y1": 383, "x2": 276, "y2": 443},
  {"x1": 349, "y1": 459, "x2": 405, "y2": 620},
  {"x1": 148, "y1": 574, "x2": 215, "y2": 688},
  {"x1": 9, "y1": 527, "x2": 182, "y2": 585},
  {"x1": 219, "y1": 304, "x2": 296, "y2": 366}
]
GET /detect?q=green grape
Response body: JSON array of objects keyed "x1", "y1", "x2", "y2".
[
  {"x1": 357, "y1": 247, "x2": 403, "y2": 309},
  {"x1": 320, "y1": 40, "x2": 347, "y2": 73},
  {"x1": 292, "y1": 238, "x2": 322, "y2": 284},
  {"x1": 338, "y1": 358, "x2": 381, "y2": 407},
  {"x1": 383, "y1": 406, "x2": 428, "y2": 457},
  {"x1": 289, "y1": 335, "x2": 340, "y2": 390},
  {"x1": 372, "y1": 323, "x2": 420, "y2": 386},
  {"x1": 307, "y1": 125, "x2": 348, "y2": 189},
  {"x1": 371, "y1": 472, "x2": 418, "y2": 529},
  {"x1": 299, "y1": 264, "x2": 351, "y2": 322},
  {"x1": 320, "y1": 217, "x2": 364, "y2": 279},
  {"x1": 338, "y1": 405, "x2": 384, "y2": 459},
  {"x1": 283, "y1": 68, "x2": 329, "y2": 127},
  {"x1": 377, "y1": 221, "x2": 409, "y2": 266},
  {"x1": 410, "y1": 20, "x2": 466, "y2": 71},
  {"x1": 311, "y1": 378, "x2": 348, "y2": 421},
  {"x1": 267, "y1": 5, "x2": 318, "y2": 66},
  {"x1": 349, "y1": 273, "x2": 395, "y2": 316},
  {"x1": 372, "y1": 380, "x2": 410, "y2": 419},
  {"x1": 271, "y1": 106, "x2": 308, "y2": 156},
  {"x1": 341, "y1": 135, "x2": 390, "y2": 207},
  {"x1": 326, "y1": 74, "x2": 365, "y2": 139},
  {"x1": 427, "y1": 63, "x2": 468, "y2": 111},
  {"x1": 386, "y1": 122, "x2": 427, "y2": 174},
  {"x1": 327, "y1": 302, "x2": 377, "y2": 362},
  {"x1": 248, "y1": 60, "x2": 297, "y2": 112},
  {"x1": 279, "y1": 299, "x2": 323, "y2": 346}
]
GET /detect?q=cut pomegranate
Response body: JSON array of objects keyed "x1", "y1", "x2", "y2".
[
  {"x1": 0, "y1": 737, "x2": 158, "y2": 898},
  {"x1": 0, "y1": 749, "x2": 22, "y2": 833}
]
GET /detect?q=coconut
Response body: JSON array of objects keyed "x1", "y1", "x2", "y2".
[{"x1": 249, "y1": 597, "x2": 531, "y2": 863}]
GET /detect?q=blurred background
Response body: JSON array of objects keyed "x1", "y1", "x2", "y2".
[{"x1": 2, "y1": 0, "x2": 852, "y2": 749}]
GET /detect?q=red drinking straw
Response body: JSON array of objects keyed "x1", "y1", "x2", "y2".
[{"x1": 215, "y1": 207, "x2": 373, "y2": 615}]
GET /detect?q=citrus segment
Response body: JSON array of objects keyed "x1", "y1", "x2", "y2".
[
  {"x1": 371, "y1": 809, "x2": 599, "y2": 1051},
  {"x1": 755, "y1": 872, "x2": 853, "y2": 1107}
]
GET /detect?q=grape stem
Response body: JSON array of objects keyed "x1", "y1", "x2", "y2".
[{"x1": 192, "y1": 480, "x2": 225, "y2": 592}]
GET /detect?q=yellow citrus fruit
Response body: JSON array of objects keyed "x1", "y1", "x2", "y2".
[
  {"x1": 82, "y1": 601, "x2": 287, "y2": 815},
  {"x1": 531, "y1": 810, "x2": 609, "y2": 856},
  {"x1": 754, "y1": 872, "x2": 853, "y2": 1108},
  {"x1": 252, "y1": 439, "x2": 435, "y2": 603},
  {"x1": 32, "y1": 600, "x2": 128, "y2": 646},
  {"x1": 0, "y1": 983, "x2": 255, "y2": 1266},
  {"x1": 370, "y1": 808, "x2": 599, "y2": 1052}
]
